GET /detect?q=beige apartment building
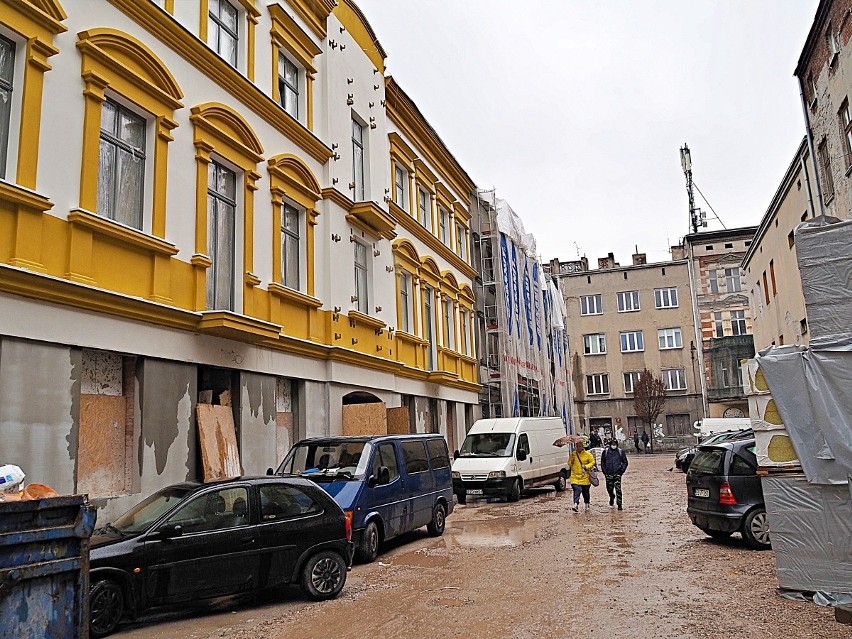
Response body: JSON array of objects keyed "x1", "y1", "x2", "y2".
[
  {"x1": 743, "y1": 138, "x2": 817, "y2": 351},
  {"x1": 548, "y1": 252, "x2": 704, "y2": 446}
]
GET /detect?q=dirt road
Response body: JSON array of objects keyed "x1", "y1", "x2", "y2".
[{"x1": 114, "y1": 455, "x2": 844, "y2": 639}]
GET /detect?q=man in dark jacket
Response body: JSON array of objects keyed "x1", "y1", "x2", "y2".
[{"x1": 600, "y1": 440, "x2": 628, "y2": 510}]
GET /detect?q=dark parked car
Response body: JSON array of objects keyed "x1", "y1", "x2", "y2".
[
  {"x1": 675, "y1": 429, "x2": 754, "y2": 472},
  {"x1": 686, "y1": 439, "x2": 770, "y2": 550},
  {"x1": 88, "y1": 476, "x2": 353, "y2": 637}
]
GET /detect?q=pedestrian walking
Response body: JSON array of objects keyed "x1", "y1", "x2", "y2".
[
  {"x1": 568, "y1": 438, "x2": 596, "y2": 512},
  {"x1": 589, "y1": 430, "x2": 602, "y2": 449},
  {"x1": 641, "y1": 430, "x2": 650, "y2": 454},
  {"x1": 633, "y1": 430, "x2": 641, "y2": 453},
  {"x1": 600, "y1": 440, "x2": 628, "y2": 510}
]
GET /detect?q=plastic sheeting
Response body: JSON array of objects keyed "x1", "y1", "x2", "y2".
[
  {"x1": 761, "y1": 475, "x2": 852, "y2": 594},
  {"x1": 794, "y1": 216, "x2": 852, "y2": 346},
  {"x1": 756, "y1": 340, "x2": 852, "y2": 485}
]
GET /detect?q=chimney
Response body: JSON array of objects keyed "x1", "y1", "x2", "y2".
[
  {"x1": 597, "y1": 252, "x2": 618, "y2": 270},
  {"x1": 632, "y1": 253, "x2": 647, "y2": 266},
  {"x1": 671, "y1": 244, "x2": 686, "y2": 260}
]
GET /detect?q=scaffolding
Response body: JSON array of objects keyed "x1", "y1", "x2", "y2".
[{"x1": 472, "y1": 189, "x2": 573, "y2": 427}]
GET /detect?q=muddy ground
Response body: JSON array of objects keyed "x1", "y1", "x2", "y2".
[{"x1": 114, "y1": 455, "x2": 845, "y2": 639}]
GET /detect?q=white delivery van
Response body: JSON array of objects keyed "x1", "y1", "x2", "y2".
[{"x1": 451, "y1": 417, "x2": 569, "y2": 503}]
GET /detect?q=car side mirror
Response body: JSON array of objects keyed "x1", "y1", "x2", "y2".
[
  {"x1": 266, "y1": 467, "x2": 274, "y2": 476},
  {"x1": 453, "y1": 450, "x2": 460, "y2": 460},
  {"x1": 157, "y1": 523, "x2": 183, "y2": 539},
  {"x1": 517, "y1": 449, "x2": 527, "y2": 462},
  {"x1": 368, "y1": 474, "x2": 378, "y2": 488},
  {"x1": 378, "y1": 466, "x2": 391, "y2": 485}
]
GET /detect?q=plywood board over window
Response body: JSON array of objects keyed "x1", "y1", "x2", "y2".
[
  {"x1": 196, "y1": 403, "x2": 242, "y2": 480},
  {"x1": 386, "y1": 406, "x2": 410, "y2": 435},
  {"x1": 342, "y1": 402, "x2": 387, "y2": 436},
  {"x1": 77, "y1": 394, "x2": 127, "y2": 496}
]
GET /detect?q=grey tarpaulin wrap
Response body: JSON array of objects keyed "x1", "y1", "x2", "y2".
[
  {"x1": 761, "y1": 474, "x2": 852, "y2": 594},
  {"x1": 794, "y1": 216, "x2": 852, "y2": 346},
  {"x1": 756, "y1": 341, "x2": 852, "y2": 485}
]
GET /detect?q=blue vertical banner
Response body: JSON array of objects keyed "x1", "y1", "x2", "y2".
[
  {"x1": 500, "y1": 233, "x2": 512, "y2": 336},
  {"x1": 511, "y1": 243, "x2": 521, "y2": 339},
  {"x1": 523, "y1": 261, "x2": 533, "y2": 346},
  {"x1": 532, "y1": 262, "x2": 542, "y2": 351}
]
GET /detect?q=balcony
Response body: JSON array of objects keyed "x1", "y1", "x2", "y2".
[
  {"x1": 707, "y1": 385, "x2": 746, "y2": 402},
  {"x1": 707, "y1": 334, "x2": 754, "y2": 353}
]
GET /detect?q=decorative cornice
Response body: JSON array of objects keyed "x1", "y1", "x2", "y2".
[
  {"x1": 268, "y1": 282, "x2": 322, "y2": 308},
  {"x1": 67, "y1": 209, "x2": 179, "y2": 256},
  {"x1": 269, "y1": 3, "x2": 322, "y2": 72},
  {"x1": 287, "y1": 0, "x2": 336, "y2": 41},
  {"x1": 0, "y1": 180, "x2": 54, "y2": 212},
  {"x1": 388, "y1": 201, "x2": 477, "y2": 279},
  {"x1": 108, "y1": 0, "x2": 333, "y2": 164},
  {"x1": 197, "y1": 310, "x2": 282, "y2": 342},
  {"x1": 347, "y1": 201, "x2": 397, "y2": 240},
  {"x1": 348, "y1": 310, "x2": 386, "y2": 330},
  {"x1": 322, "y1": 187, "x2": 354, "y2": 212},
  {"x1": 9, "y1": 0, "x2": 68, "y2": 34}
]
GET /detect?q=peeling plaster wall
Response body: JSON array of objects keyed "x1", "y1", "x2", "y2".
[
  {"x1": 413, "y1": 396, "x2": 430, "y2": 434},
  {"x1": 239, "y1": 372, "x2": 278, "y2": 475},
  {"x1": 0, "y1": 338, "x2": 78, "y2": 494}
]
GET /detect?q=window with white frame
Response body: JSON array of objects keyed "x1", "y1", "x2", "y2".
[
  {"x1": 443, "y1": 297, "x2": 455, "y2": 349},
  {"x1": 208, "y1": 0, "x2": 239, "y2": 68},
  {"x1": 207, "y1": 161, "x2": 237, "y2": 311},
  {"x1": 731, "y1": 310, "x2": 747, "y2": 336},
  {"x1": 580, "y1": 294, "x2": 602, "y2": 316},
  {"x1": 97, "y1": 99, "x2": 147, "y2": 230},
  {"x1": 460, "y1": 308, "x2": 469, "y2": 355},
  {"x1": 713, "y1": 311, "x2": 724, "y2": 338},
  {"x1": 0, "y1": 35, "x2": 14, "y2": 179},
  {"x1": 394, "y1": 165, "x2": 407, "y2": 209},
  {"x1": 353, "y1": 240, "x2": 369, "y2": 314},
  {"x1": 620, "y1": 330, "x2": 644, "y2": 353},
  {"x1": 278, "y1": 54, "x2": 299, "y2": 120},
  {"x1": 418, "y1": 187, "x2": 431, "y2": 231},
  {"x1": 280, "y1": 204, "x2": 300, "y2": 290},
  {"x1": 663, "y1": 369, "x2": 687, "y2": 391},
  {"x1": 439, "y1": 208, "x2": 449, "y2": 244},
  {"x1": 616, "y1": 290, "x2": 640, "y2": 312},
  {"x1": 623, "y1": 371, "x2": 643, "y2": 394},
  {"x1": 456, "y1": 222, "x2": 466, "y2": 259},
  {"x1": 583, "y1": 333, "x2": 606, "y2": 355},
  {"x1": 724, "y1": 268, "x2": 741, "y2": 292},
  {"x1": 658, "y1": 327, "x2": 682, "y2": 349},
  {"x1": 351, "y1": 117, "x2": 365, "y2": 201},
  {"x1": 399, "y1": 271, "x2": 411, "y2": 333},
  {"x1": 654, "y1": 287, "x2": 678, "y2": 309},
  {"x1": 708, "y1": 269, "x2": 719, "y2": 294},
  {"x1": 586, "y1": 373, "x2": 609, "y2": 395}
]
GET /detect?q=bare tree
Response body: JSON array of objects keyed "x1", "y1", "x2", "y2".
[{"x1": 632, "y1": 369, "x2": 666, "y2": 453}]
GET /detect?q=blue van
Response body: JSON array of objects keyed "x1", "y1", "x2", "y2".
[{"x1": 274, "y1": 434, "x2": 454, "y2": 562}]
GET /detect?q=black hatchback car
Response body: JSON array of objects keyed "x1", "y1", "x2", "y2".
[
  {"x1": 88, "y1": 476, "x2": 353, "y2": 637},
  {"x1": 685, "y1": 439, "x2": 770, "y2": 550}
]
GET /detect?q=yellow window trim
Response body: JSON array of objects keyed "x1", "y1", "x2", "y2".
[
  {"x1": 76, "y1": 29, "x2": 183, "y2": 246},
  {"x1": 199, "y1": 0, "x2": 259, "y2": 81},
  {"x1": 413, "y1": 158, "x2": 438, "y2": 189},
  {"x1": 108, "y1": 0, "x2": 332, "y2": 164},
  {"x1": 348, "y1": 310, "x2": 385, "y2": 330},
  {"x1": 190, "y1": 102, "x2": 264, "y2": 312},
  {"x1": 268, "y1": 282, "x2": 321, "y2": 308},
  {"x1": 287, "y1": 0, "x2": 335, "y2": 40},
  {"x1": 387, "y1": 201, "x2": 477, "y2": 279},
  {"x1": 269, "y1": 4, "x2": 320, "y2": 131},
  {"x1": 268, "y1": 153, "x2": 321, "y2": 297},
  {"x1": 67, "y1": 209, "x2": 179, "y2": 257},
  {"x1": 2, "y1": 180, "x2": 54, "y2": 272},
  {"x1": 4, "y1": 0, "x2": 66, "y2": 189},
  {"x1": 197, "y1": 310, "x2": 281, "y2": 342},
  {"x1": 346, "y1": 201, "x2": 397, "y2": 241},
  {"x1": 321, "y1": 187, "x2": 355, "y2": 212}
]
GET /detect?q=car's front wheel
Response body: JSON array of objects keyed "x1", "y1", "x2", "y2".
[
  {"x1": 301, "y1": 551, "x2": 347, "y2": 600},
  {"x1": 90, "y1": 579, "x2": 124, "y2": 638},
  {"x1": 507, "y1": 479, "x2": 521, "y2": 502},
  {"x1": 426, "y1": 503, "x2": 446, "y2": 536},
  {"x1": 356, "y1": 520, "x2": 380, "y2": 563},
  {"x1": 741, "y1": 507, "x2": 771, "y2": 550}
]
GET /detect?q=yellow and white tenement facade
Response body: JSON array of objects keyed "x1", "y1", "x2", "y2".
[{"x1": 0, "y1": 0, "x2": 479, "y2": 516}]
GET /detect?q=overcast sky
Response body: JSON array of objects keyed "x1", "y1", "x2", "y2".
[{"x1": 360, "y1": 0, "x2": 819, "y2": 265}]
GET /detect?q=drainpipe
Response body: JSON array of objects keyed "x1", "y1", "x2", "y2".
[{"x1": 797, "y1": 75, "x2": 826, "y2": 216}]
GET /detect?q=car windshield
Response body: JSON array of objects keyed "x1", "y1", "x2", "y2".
[
  {"x1": 458, "y1": 433, "x2": 516, "y2": 457},
  {"x1": 278, "y1": 441, "x2": 371, "y2": 480},
  {"x1": 111, "y1": 486, "x2": 194, "y2": 535},
  {"x1": 689, "y1": 449, "x2": 727, "y2": 476}
]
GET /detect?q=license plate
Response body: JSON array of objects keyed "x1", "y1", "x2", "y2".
[
  {"x1": 466, "y1": 489, "x2": 483, "y2": 495},
  {"x1": 694, "y1": 488, "x2": 710, "y2": 498}
]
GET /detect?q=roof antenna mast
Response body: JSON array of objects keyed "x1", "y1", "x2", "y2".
[{"x1": 680, "y1": 143, "x2": 699, "y2": 234}]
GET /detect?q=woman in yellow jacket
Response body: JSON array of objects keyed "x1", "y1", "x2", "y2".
[{"x1": 568, "y1": 439, "x2": 596, "y2": 512}]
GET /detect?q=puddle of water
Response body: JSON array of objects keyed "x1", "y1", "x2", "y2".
[
  {"x1": 444, "y1": 516, "x2": 546, "y2": 548},
  {"x1": 390, "y1": 550, "x2": 449, "y2": 568}
]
